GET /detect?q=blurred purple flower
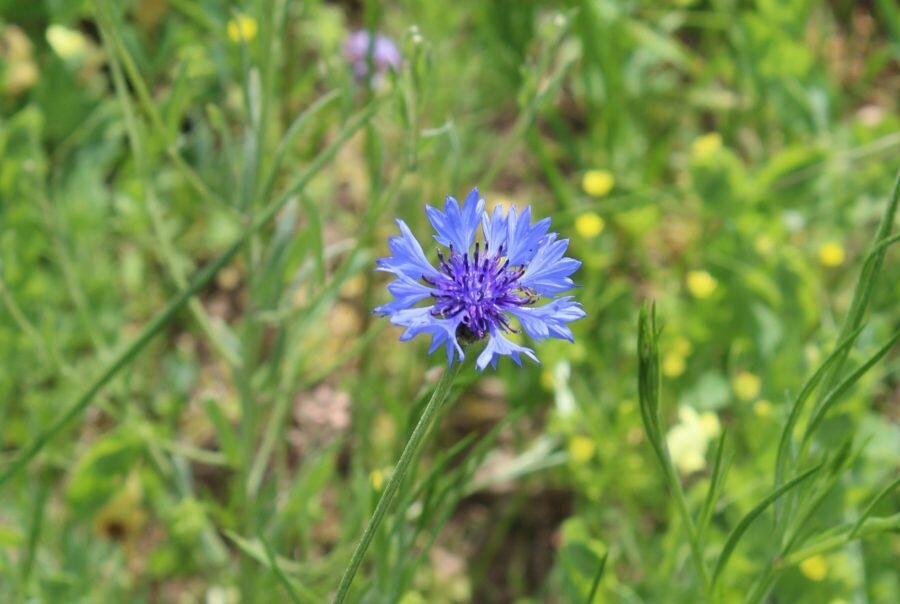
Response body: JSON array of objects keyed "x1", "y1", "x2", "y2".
[
  {"x1": 343, "y1": 30, "x2": 402, "y2": 85},
  {"x1": 375, "y1": 188, "x2": 585, "y2": 370}
]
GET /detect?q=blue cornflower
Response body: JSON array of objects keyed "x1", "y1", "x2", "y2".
[{"x1": 375, "y1": 188, "x2": 586, "y2": 371}]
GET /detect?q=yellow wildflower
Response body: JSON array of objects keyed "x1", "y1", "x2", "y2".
[
  {"x1": 754, "y1": 399, "x2": 774, "y2": 417},
  {"x1": 818, "y1": 242, "x2": 845, "y2": 267},
  {"x1": 733, "y1": 371, "x2": 761, "y2": 401},
  {"x1": 369, "y1": 469, "x2": 384, "y2": 491},
  {"x1": 568, "y1": 435, "x2": 596, "y2": 464},
  {"x1": 227, "y1": 14, "x2": 258, "y2": 43},
  {"x1": 581, "y1": 170, "x2": 615, "y2": 197},
  {"x1": 575, "y1": 212, "x2": 605, "y2": 239},
  {"x1": 686, "y1": 270, "x2": 718, "y2": 299},
  {"x1": 799, "y1": 555, "x2": 827, "y2": 581},
  {"x1": 662, "y1": 351, "x2": 686, "y2": 378},
  {"x1": 691, "y1": 132, "x2": 722, "y2": 160}
]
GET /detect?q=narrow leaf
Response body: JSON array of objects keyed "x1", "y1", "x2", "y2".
[
  {"x1": 773, "y1": 325, "x2": 864, "y2": 510},
  {"x1": 712, "y1": 464, "x2": 822, "y2": 587},
  {"x1": 849, "y1": 476, "x2": 900, "y2": 539},
  {"x1": 698, "y1": 430, "x2": 729, "y2": 542},
  {"x1": 585, "y1": 551, "x2": 609, "y2": 604},
  {"x1": 802, "y1": 330, "x2": 900, "y2": 446},
  {"x1": 260, "y1": 534, "x2": 305, "y2": 604}
]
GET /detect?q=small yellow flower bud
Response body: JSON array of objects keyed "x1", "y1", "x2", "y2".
[
  {"x1": 575, "y1": 212, "x2": 605, "y2": 239},
  {"x1": 568, "y1": 435, "x2": 596, "y2": 464},
  {"x1": 799, "y1": 555, "x2": 827, "y2": 581},
  {"x1": 691, "y1": 133, "x2": 722, "y2": 160},
  {"x1": 733, "y1": 371, "x2": 761, "y2": 402},
  {"x1": 662, "y1": 351, "x2": 686, "y2": 377},
  {"x1": 369, "y1": 469, "x2": 384, "y2": 491},
  {"x1": 686, "y1": 270, "x2": 718, "y2": 299},
  {"x1": 753, "y1": 399, "x2": 774, "y2": 417},
  {"x1": 581, "y1": 170, "x2": 615, "y2": 197},
  {"x1": 227, "y1": 15, "x2": 258, "y2": 43},
  {"x1": 818, "y1": 242, "x2": 845, "y2": 267}
]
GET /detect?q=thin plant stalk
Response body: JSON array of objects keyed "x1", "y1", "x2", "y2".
[
  {"x1": 637, "y1": 306, "x2": 712, "y2": 598},
  {"x1": 333, "y1": 362, "x2": 463, "y2": 603}
]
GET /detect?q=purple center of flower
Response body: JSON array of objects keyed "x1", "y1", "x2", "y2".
[{"x1": 423, "y1": 241, "x2": 540, "y2": 341}]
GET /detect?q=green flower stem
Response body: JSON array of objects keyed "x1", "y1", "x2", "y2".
[
  {"x1": 333, "y1": 362, "x2": 463, "y2": 604},
  {"x1": 665, "y1": 457, "x2": 713, "y2": 598},
  {"x1": 638, "y1": 306, "x2": 711, "y2": 599}
]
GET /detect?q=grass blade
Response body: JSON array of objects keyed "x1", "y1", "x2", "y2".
[
  {"x1": 779, "y1": 514, "x2": 900, "y2": 567},
  {"x1": 801, "y1": 330, "x2": 900, "y2": 449},
  {"x1": 849, "y1": 476, "x2": 900, "y2": 540},
  {"x1": 260, "y1": 534, "x2": 305, "y2": 604},
  {"x1": 637, "y1": 303, "x2": 711, "y2": 596},
  {"x1": 711, "y1": 463, "x2": 821, "y2": 588},
  {"x1": 259, "y1": 90, "x2": 342, "y2": 200},
  {"x1": 698, "y1": 430, "x2": 729, "y2": 543},
  {"x1": 773, "y1": 325, "x2": 865, "y2": 514},
  {"x1": 585, "y1": 551, "x2": 609, "y2": 604},
  {"x1": 816, "y1": 171, "x2": 899, "y2": 401}
]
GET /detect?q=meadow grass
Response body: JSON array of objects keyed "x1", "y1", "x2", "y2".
[{"x1": 1, "y1": 1, "x2": 899, "y2": 602}]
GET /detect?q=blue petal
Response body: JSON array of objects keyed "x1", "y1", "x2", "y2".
[
  {"x1": 376, "y1": 219, "x2": 442, "y2": 281},
  {"x1": 481, "y1": 204, "x2": 508, "y2": 252},
  {"x1": 505, "y1": 205, "x2": 552, "y2": 266},
  {"x1": 505, "y1": 296, "x2": 586, "y2": 342},
  {"x1": 373, "y1": 274, "x2": 435, "y2": 316},
  {"x1": 389, "y1": 306, "x2": 465, "y2": 365},
  {"x1": 475, "y1": 328, "x2": 539, "y2": 371},
  {"x1": 425, "y1": 187, "x2": 485, "y2": 252},
  {"x1": 519, "y1": 234, "x2": 581, "y2": 295}
]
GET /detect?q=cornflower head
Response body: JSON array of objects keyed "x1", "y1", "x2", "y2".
[
  {"x1": 343, "y1": 30, "x2": 402, "y2": 85},
  {"x1": 375, "y1": 188, "x2": 585, "y2": 370}
]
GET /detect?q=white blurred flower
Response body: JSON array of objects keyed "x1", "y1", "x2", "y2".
[
  {"x1": 46, "y1": 25, "x2": 88, "y2": 60},
  {"x1": 552, "y1": 360, "x2": 576, "y2": 417},
  {"x1": 666, "y1": 406, "x2": 720, "y2": 474}
]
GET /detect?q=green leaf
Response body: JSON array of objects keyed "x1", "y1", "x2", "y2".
[
  {"x1": 637, "y1": 304, "x2": 664, "y2": 463},
  {"x1": 773, "y1": 325, "x2": 865, "y2": 517},
  {"x1": 711, "y1": 463, "x2": 821, "y2": 587},
  {"x1": 65, "y1": 429, "x2": 143, "y2": 513},
  {"x1": 559, "y1": 518, "x2": 607, "y2": 604},
  {"x1": 224, "y1": 531, "x2": 303, "y2": 575},
  {"x1": 780, "y1": 514, "x2": 900, "y2": 567},
  {"x1": 698, "y1": 430, "x2": 729, "y2": 543},
  {"x1": 849, "y1": 477, "x2": 900, "y2": 540},
  {"x1": 802, "y1": 330, "x2": 900, "y2": 446},
  {"x1": 585, "y1": 550, "x2": 609, "y2": 604}
]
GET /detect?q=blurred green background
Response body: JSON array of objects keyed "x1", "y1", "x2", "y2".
[{"x1": 1, "y1": 0, "x2": 898, "y2": 602}]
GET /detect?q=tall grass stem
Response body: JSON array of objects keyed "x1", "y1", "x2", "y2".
[{"x1": 333, "y1": 362, "x2": 463, "y2": 603}]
